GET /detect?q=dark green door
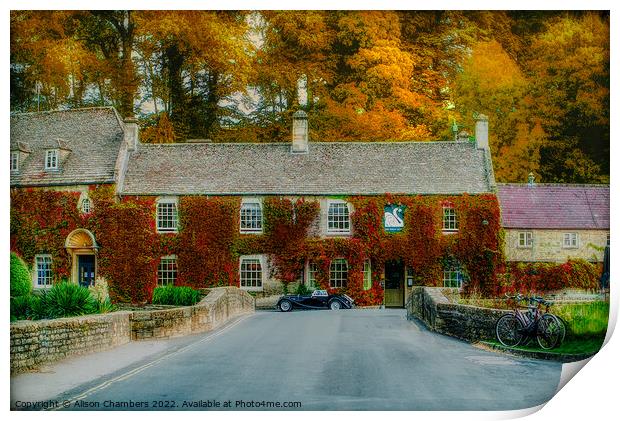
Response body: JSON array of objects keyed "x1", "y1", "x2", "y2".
[{"x1": 384, "y1": 260, "x2": 404, "y2": 307}]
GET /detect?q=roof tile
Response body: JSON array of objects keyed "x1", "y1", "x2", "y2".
[{"x1": 497, "y1": 184, "x2": 609, "y2": 229}]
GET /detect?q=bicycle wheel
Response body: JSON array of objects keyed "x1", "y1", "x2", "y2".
[
  {"x1": 496, "y1": 314, "x2": 525, "y2": 347},
  {"x1": 542, "y1": 314, "x2": 565, "y2": 346},
  {"x1": 537, "y1": 316, "x2": 561, "y2": 350}
]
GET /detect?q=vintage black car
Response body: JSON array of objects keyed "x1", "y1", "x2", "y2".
[{"x1": 276, "y1": 290, "x2": 355, "y2": 312}]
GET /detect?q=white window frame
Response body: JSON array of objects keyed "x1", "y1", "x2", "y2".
[
  {"x1": 157, "y1": 255, "x2": 178, "y2": 286},
  {"x1": 306, "y1": 261, "x2": 318, "y2": 289},
  {"x1": 240, "y1": 198, "x2": 263, "y2": 234},
  {"x1": 10, "y1": 151, "x2": 19, "y2": 172},
  {"x1": 80, "y1": 197, "x2": 92, "y2": 214},
  {"x1": 442, "y1": 205, "x2": 458, "y2": 232},
  {"x1": 563, "y1": 232, "x2": 579, "y2": 249},
  {"x1": 363, "y1": 259, "x2": 372, "y2": 291},
  {"x1": 326, "y1": 199, "x2": 351, "y2": 235},
  {"x1": 156, "y1": 197, "x2": 179, "y2": 233},
  {"x1": 45, "y1": 149, "x2": 59, "y2": 170},
  {"x1": 329, "y1": 258, "x2": 348, "y2": 288},
  {"x1": 33, "y1": 254, "x2": 53, "y2": 289},
  {"x1": 443, "y1": 264, "x2": 464, "y2": 288},
  {"x1": 518, "y1": 231, "x2": 533, "y2": 248},
  {"x1": 239, "y1": 255, "x2": 265, "y2": 291}
]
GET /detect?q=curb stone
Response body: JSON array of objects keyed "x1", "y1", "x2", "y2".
[{"x1": 474, "y1": 341, "x2": 598, "y2": 363}]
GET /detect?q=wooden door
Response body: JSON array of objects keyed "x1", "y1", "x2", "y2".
[{"x1": 384, "y1": 260, "x2": 404, "y2": 307}]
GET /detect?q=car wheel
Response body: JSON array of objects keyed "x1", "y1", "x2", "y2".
[
  {"x1": 279, "y1": 300, "x2": 293, "y2": 312},
  {"x1": 329, "y1": 300, "x2": 342, "y2": 310}
]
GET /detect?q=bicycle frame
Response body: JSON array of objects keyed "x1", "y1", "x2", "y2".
[{"x1": 512, "y1": 304, "x2": 542, "y2": 338}]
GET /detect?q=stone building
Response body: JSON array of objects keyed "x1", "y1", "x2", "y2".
[
  {"x1": 11, "y1": 107, "x2": 499, "y2": 306},
  {"x1": 497, "y1": 182, "x2": 609, "y2": 264},
  {"x1": 10, "y1": 108, "x2": 129, "y2": 290}
]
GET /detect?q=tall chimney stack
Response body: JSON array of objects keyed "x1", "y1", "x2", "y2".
[
  {"x1": 475, "y1": 114, "x2": 489, "y2": 150},
  {"x1": 291, "y1": 110, "x2": 308, "y2": 154},
  {"x1": 124, "y1": 117, "x2": 139, "y2": 152}
]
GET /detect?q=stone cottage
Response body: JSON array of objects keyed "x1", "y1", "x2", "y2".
[
  {"x1": 11, "y1": 108, "x2": 501, "y2": 306},
  {"x1": 497, "y1": 181, "x2": 609, "y2": 264}
]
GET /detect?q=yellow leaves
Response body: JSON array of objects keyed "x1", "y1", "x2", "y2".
[
  {"x1": 141, "y1": 113, "x2": 177, "y2": 144},
  {"x1": 348, "y1": 41, "x2": 414, "y2": 94},
  {"x1": 136, "y1": 11, "x2": 253, "y2": 91},
  {"x1": 463, "y1": 40, "x2": 526, "y2": 92},
  {"x1": 336, "y1": 11, "x2": 401, "y2": 48}
]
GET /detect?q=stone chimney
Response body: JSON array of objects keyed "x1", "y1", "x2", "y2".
[
  {"x1": 123, "y1": 117, "x2": 139, "y2": 151},
  {"x1": 291, "y1": 110, "x2": 308, "y2": 154},
  {"x1": 475, "y1": 114, "x2": 489, "y2": 150},
  {"x1": 528, "y1": 172, "x2": 535, "y2": 187}
]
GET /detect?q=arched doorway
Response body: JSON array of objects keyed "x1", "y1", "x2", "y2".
[{"x1": 65, "y1": 229, "x2": 98, "y2": 287}]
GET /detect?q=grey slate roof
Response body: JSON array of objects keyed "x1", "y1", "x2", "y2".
[
  {"x1": 10, "y1": 108, "x2": 124, "y2": 186},
  {"x1": 121, "y1": 141, "x2": 493, "y2": 196},
  {"x1": 497, "y1": 183, "x2": 610, "y2": 229}
]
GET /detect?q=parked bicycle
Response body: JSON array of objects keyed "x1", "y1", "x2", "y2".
[{"x1": 495, "y1": 294, "x2": 565, "y2": 350}]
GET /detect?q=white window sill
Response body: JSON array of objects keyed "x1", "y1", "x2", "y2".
[
  {"x1": 517, "y1": 246, "x2": 533, "y2": 249},
  {"x1": 442, "y1": 230, "x2": 459, "y2": 235},
  {"x1": 157, "y1": 229, "x2": 178, "y2": 234},
  {"x1": 240, "y1": 286, "x2": 263, "y2": 292},
  {"x1": 326, "y1": 231, "x2": 351, "y2": 236},
  {"x1": 240, "y1": 230, "x2": 263, "y2": 235}
]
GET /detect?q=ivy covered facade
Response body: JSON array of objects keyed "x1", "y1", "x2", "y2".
[{"x1": 10, "y1": 107, "x2": 504, "y2": 305}]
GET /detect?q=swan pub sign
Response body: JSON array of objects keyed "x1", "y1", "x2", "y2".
[{"x1": 384, "y1": 204, "x2": 406, "y2": 233}]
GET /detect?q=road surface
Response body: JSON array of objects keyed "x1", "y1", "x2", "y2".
[{"x1": 12, "y1": 309, "x2": 562, "y2": 411}]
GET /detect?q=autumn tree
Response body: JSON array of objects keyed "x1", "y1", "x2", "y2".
[
  {"x1": 527, "y1": 12, "x2": 609, "y2": 183},
  {"x1": 134, "y1": 10, "x2": 253, "y2": 140}
]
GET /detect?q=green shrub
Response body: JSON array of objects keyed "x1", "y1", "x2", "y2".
[
  {"x1": 10, "y1": 252, "x2": 32, "y2": 297},
  {"x1": 10, "y1": 294, "x2": 39, "y2": 321},
  {"x1": 152, "y1": 285, "x2": 202, "y2": 306},
  {"x1": 95, "y1": 298, "x2": 116, "y2": 314},
  {"x1": 294, "y1": 283, "x2": 312, "y2": 296},
  {"x1": 36, "y1": 282, "x2": 98, "y2": 319}
]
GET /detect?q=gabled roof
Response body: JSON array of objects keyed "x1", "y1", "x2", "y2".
[
  {"x1": 497, "y1": 183, "x2": 609, "y2": 230},
  {"x1": 10, "y1": 108, "x2": 125, "y2": 186},
  {"x1": 121, "y1": 141, "x2": 494, "y2": 196}
]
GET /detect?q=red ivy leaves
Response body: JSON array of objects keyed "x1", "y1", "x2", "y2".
[
  {"x1": 177, "y1": 196, "x2": 240, "y2": 289},
  {"x1": 499, "y1": 260, "x2": 600, "y2": 294},
  {"x1": 93, "y1": 194, "x2": 158, "y2": 303},
  {"x1": 12, "y1": 188, "x2": 505, "y2": 303}
]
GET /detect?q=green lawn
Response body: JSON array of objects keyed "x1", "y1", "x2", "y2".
[{"x1": 553, "y1": 301, "x2": 609, "y2": 337}]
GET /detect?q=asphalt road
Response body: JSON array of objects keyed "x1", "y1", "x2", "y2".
[{"x1": 49, "y1": 309, "x2": 562, "y2": 411}]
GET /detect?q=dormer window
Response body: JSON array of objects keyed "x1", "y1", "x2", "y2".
[
  {"x1": 45, "y1": 149, "x2": 59, "y2": 170},
  {"x1": 10, "y1": 151, "x2": 19, "y2": 172}
]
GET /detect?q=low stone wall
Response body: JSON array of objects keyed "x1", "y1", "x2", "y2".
[
  {"x1": 10, "y1": 312, "x2": 132, "y2": 374},
  {"x1": 130, "y1": 286, "x2": 255, "y2": 340},
  {"x1": 11, "y1": 287, "x2": 255, "y2": 374},
  {"x1": 406, "y1": 287, "x2": 508, "y2": 342}
]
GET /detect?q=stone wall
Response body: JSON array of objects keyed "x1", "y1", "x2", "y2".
[
  {"x1": 505, "y1": 228, "x2": 608, "y2": 263},
  {"x1": 11, "y1": 287, "x2": 255, "y2": 374},
  {"x1": 130, "y1": 286, "x2": 255, "y2": 340},
  {"x1": 406, "y1": 287, "x2": 508, "y2": 342},
  {"x1": 10, "y1": 311, "x2": 131, "y2": 374}
]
